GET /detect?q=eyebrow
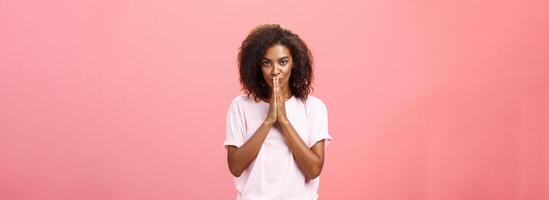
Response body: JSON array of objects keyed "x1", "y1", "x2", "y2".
[{"x1": 262, "y1": 56, "x2": 290, "y2": 61}]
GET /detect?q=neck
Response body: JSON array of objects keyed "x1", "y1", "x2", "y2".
[
  {"x1": 263, "y1": 86, "x2": 292, "y2": 103},
  {"x1": 280, "y1": 86, "x2": 292, "y2": 98}
]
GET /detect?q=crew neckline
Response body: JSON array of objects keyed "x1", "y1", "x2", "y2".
[{"x1": 259, "y1": 95, "x2": 295, "y2": 104}]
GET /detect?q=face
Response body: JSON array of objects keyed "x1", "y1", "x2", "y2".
[{"x1": 260, "y1": 44, "x2": 293, "y2": 89}]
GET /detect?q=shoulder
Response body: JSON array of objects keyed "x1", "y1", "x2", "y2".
[
  {"x1": 228, "y1": 94, "x2": 260, "y2": 108},
  {"x1": 230, "y1": 95, "x2": 247, "y2": 104},
  {"x1": 304, "y1": 95, "x2": 328, "y2": 114},
  {"x1": 305, "y1": 95, "x2": 327, "y2": 108}
]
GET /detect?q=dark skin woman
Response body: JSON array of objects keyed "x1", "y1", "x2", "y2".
[{"x1": 226, "y1": 41, "x2": 325, "y2": 182}]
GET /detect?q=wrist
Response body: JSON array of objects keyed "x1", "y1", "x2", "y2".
[
  {"x1": 278, "y1": 119, "x2": 290, "y2": 125},
  {"x1": 263, "y1": 120, "x2": 275, "y2": 126}
]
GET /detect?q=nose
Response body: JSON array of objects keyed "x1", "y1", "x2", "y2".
[{"x1": 270, "y1": 65, "x2": 280, "y2": 76}]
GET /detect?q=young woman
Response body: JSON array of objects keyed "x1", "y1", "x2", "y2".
[{"x1": 224, "y1": 24, "x2": 333, "y2": 200}]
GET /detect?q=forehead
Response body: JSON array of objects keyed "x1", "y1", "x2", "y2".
[{"x1": 263, "y1": 44, "x2": 291, "y2": 59}]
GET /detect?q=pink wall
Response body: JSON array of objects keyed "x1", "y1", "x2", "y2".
[{"x1": 1, "y1": 0, "x2": 548, "y2": 199}]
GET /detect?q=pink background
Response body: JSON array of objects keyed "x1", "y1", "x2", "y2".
[{"x1": 1, "y1": 0, "x2": 548, "y2": 199}]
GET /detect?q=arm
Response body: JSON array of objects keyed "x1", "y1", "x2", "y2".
[
  {"x1": 270, "y1": 77, "x2": 326, "y2": 180},
  {"x1": 278, "y1": 120, "x2": 325, "y2": 181},
  {"x1": 226, "y1": 120, "x2": 274, "y2": 177},
  {"x1": 226, "y1": 78, "x2": 278, "y2": 177}
]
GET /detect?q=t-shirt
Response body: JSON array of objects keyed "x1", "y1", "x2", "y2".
[{"x1": 224, "y1": 94, "x2": 334, "y2": 200}]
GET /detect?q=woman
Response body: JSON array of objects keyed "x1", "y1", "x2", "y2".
[{"x1": 224, "y1": 24, "x2": 333, "y2": 200}]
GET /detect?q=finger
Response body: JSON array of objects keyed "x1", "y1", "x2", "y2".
[
  {"x1": 275, "y1": 77, "x2": 279, "y2": 103},
  {"x1": 272, "y1": 78, "x2": 275, "y2": 100},
  {"x1": 274, "y1": 78, "x2": 278, "y2": 92},
  {"x1": 272, "y1": 78, "x2": 276, "y2": 100},
  {"x1": 273, "y1": 77, "x2": 277, "y2": 103},
  {"x1": 276, "y1": 78, "x2": 281, "y2": 102},
  {"x1": 274, "y1": 78, "x2": 280, "y2": 103},
  {"x1": 275, "y1": 77, "x2": 280, "y2": 96},
  {"x1": 276, "y1": 78, "x2": 280, "y2": 109}
]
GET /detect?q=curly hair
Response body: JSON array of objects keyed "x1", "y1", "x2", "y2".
[{"x1": 238, "y1": 24, "x2": 314, "y2": 102}]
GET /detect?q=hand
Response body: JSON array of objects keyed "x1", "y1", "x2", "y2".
[
  {"x1": 265, "y1": 77, "x2": 289, "y2": 125},
  {"x1": 265, "y1": 78, "x2": 278, "y2": 124},
  {"x1": 274, "y1": 77, "x2": 289, "y2": 123}
]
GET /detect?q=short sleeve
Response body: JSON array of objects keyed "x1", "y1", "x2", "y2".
[
  {"x1": 224, "y1": 99, "x2": 246, "y2": 148},
  {"x1": 307, "y1": 98, "x2": 334, "y2": 149}
]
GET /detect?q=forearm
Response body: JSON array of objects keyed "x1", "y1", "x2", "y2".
[
  {"x1": 278, "y1": 120, "x2": 323, "y2": 180},
  {"x1": 227, "y1": 121, "x2": 274, "y2": 177}
]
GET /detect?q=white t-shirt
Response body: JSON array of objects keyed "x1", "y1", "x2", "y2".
[{"x1": 224, "y1": 94, "x2": 334, "y2": 200}]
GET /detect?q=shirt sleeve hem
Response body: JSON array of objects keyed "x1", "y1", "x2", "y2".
[
  {"x1": 308, "y1": 134, "x2": 333, "y2": 149},
  {"x1": 224, "y1": 140, "x2": 243, "y2": 148}
]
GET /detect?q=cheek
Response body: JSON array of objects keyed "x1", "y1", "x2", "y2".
[
  {"x1": 285, "y1": 67, "x2": 292, "y2": 78},
  {"x1": 262, "y1": 71, "x2": 271, "y2": 81},
  {"x1": 264, "y1": 76, "x2": 273, "y2": 86}
]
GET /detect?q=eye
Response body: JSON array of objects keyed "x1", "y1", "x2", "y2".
[
  {"x1": 261, "y1": 60, "x2": 271, "y2": 66},
  {"x1": 279, "y1": 60, "x2": 288, "y2": 65}
]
